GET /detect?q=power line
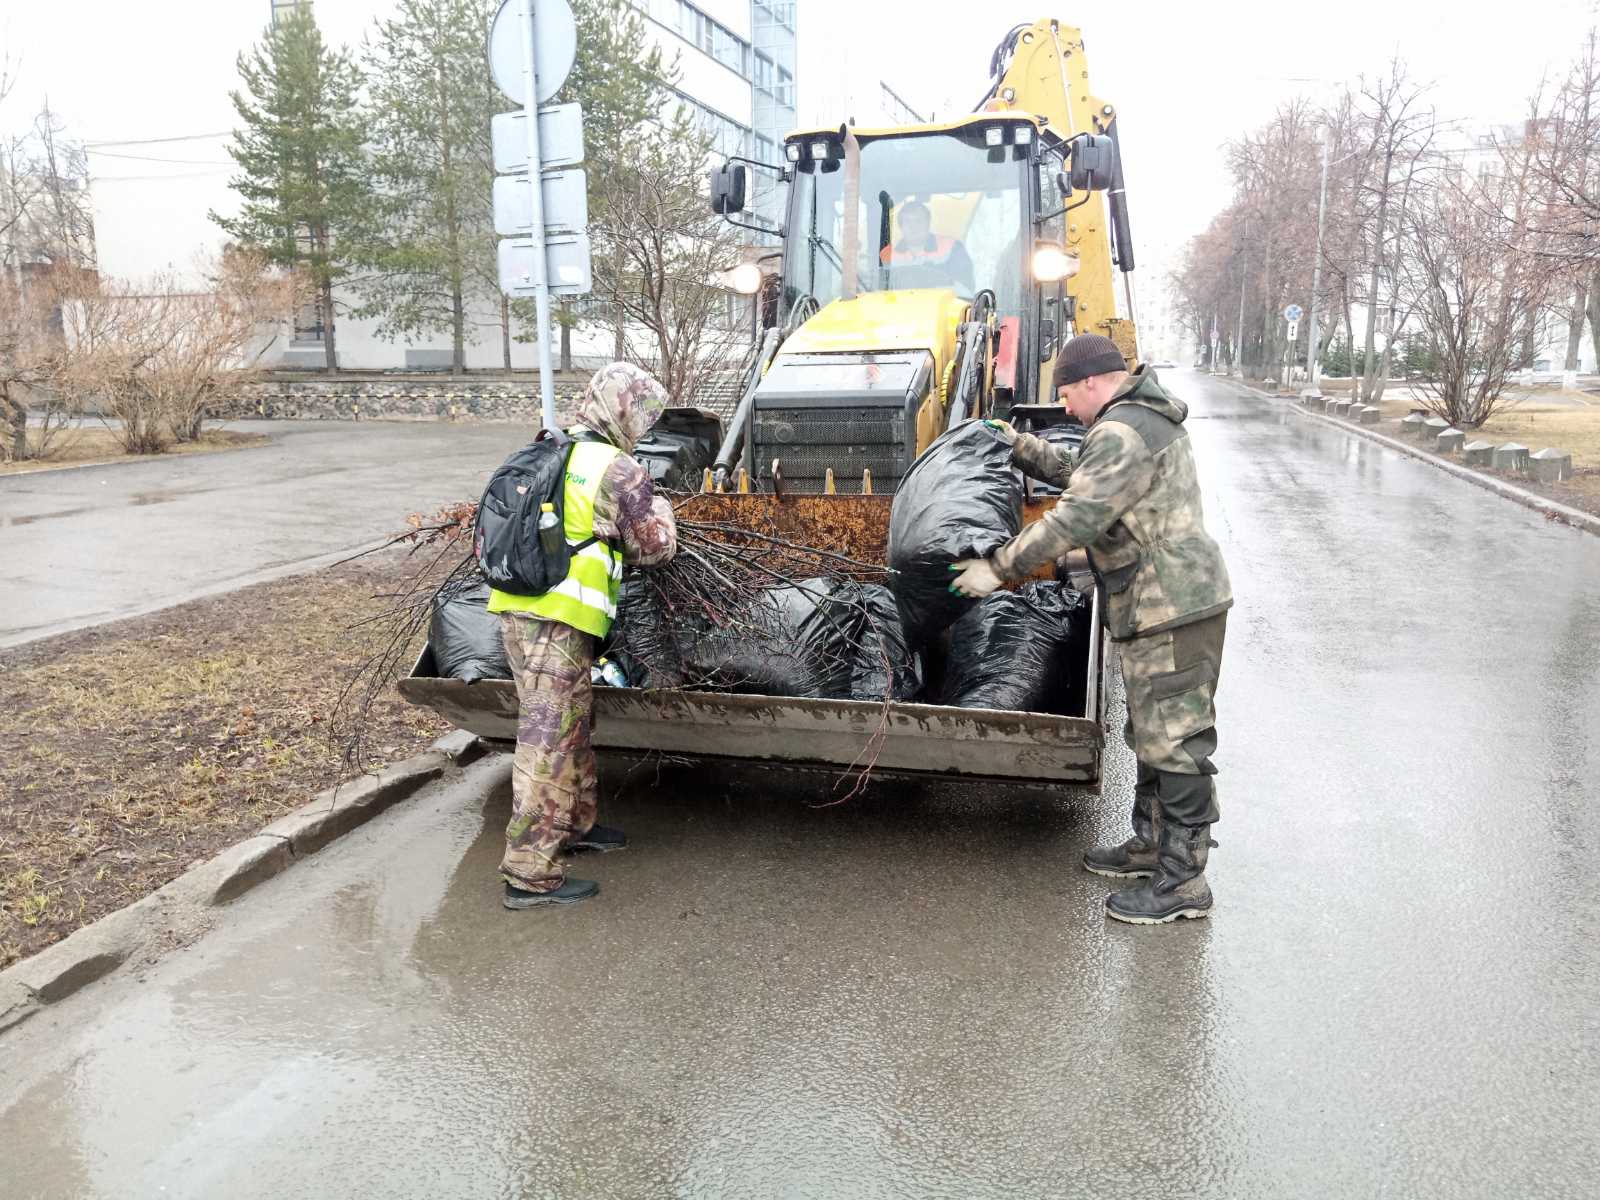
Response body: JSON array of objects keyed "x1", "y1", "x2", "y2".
[
  {"x1": 83, "y1": 131, "x2": 231, "y2": 148},
  {"x1": 87, "y1": 149, "x2": 234, "y2": 165}
]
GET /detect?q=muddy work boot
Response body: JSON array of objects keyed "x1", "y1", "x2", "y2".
[
  {"x1": 503, "y1": 878, "x2": 600, "y2": 909},
  {"x1": 1082, "y1": 793, "x2": 1158, "y2": 879},
  {"x1": 1105, "y1": 822, "x2": 1214, "y2": 925},
  {"x1": 570, "y1": 824, "x2": 627, "y2": 853}
]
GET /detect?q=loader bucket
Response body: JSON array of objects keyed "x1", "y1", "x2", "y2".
[{"x1": 398, "y1": 490, "x2": 1108, "y2": 787}]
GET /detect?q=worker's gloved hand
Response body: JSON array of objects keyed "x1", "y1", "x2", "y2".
[
  {"x1": 982, "y1": 419, "x2": 1016, "y2": 444},
  {"x1": 949, "y1": 558, "x2": 1002, "y2": 598}
]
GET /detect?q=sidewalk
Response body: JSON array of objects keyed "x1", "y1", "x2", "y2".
[{"x1": 1224, "y1": 376, "x2": 1600, "y2": 536}]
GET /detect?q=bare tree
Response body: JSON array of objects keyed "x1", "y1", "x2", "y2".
[
  {"x1": 1226, "y1": 99, "x2": 1321, "y2": 382},
  {"x1": 1524, "y1": 31, "x2": 1600, "y2": 368},
  {"x1": 1402, "y1": 159, "x2": 1554, "y2": 428},
  {"x1": 0, "y1": 62, "x2": 97, "y2": 460},
  {"x1": 595, "y1": 116, "x2": 749, "y2": 403},
  {"x1": 0, "y1": 264, "x2": 66, "y2": 460},
  {"x1": 57, "y1": 253, "x2": 299, "y2": 455},
  {"x1": 1352, "y1": 61, "x2": 1438, "y2": 405}
]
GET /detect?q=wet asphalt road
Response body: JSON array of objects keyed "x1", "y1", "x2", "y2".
[
  {"x1": 0, "y1": 419, "x2": 529, "y2": 649},
  {"x1": 3, "y1": 373, "x2": 1598, "y2": 1198}
]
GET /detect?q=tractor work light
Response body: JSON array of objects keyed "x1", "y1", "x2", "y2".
[
  {"x1": 1015, "y1": 125, "x2": 1034, "y2": 145},
  {"x1": 1032, "y1": 244, "x2": 1078, "y2": 282},
  {"x1": 811, "y1": 139, "x2": 833, "y2": 160},
  {"x1": 984, "y1": 126, "x2": 1005, "y2": 147},
  {"x1": 785, "y1": 142, "x2": 801, "y2": 162}
]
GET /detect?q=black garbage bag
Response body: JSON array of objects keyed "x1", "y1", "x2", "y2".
[
  {"x1": 691, "y1": 582, "x2": 834, "y2": 696},
  {"x1": 608, "y1": 574, "x2": 920, "y2": 701},
  {"x1": 835, "y1": 581, "x2": 921, "y2": 702},
  {"x1": 887, "y1": 420, "x2": 1023, "y2": 648},
  {"x1": 607, "y1": 576, "x2": 693, "y2": 689},
  {"x1": 937, "y1": 581, "x2": 1090, "y2": 714},
  {"x1": 430, "y1": 581, "x2": 510, "y2": 683}
]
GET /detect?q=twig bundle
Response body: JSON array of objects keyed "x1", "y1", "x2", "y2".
[{"x1": 333, "y1": 498, "x2": 902, "y2": 799}]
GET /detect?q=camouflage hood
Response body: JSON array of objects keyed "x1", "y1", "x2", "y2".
[
  {"x1": 1095, "y1": 365, "x2": 1188, "y2": 427},
  {"x1": 574, "y1": 362, "x2": 669, "y2": 453}
]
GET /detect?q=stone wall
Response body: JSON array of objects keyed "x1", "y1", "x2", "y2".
[{"x1": 224, "y1": 374, "x2": 592, "y2": 424}]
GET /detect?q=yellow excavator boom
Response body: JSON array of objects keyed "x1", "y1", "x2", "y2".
[{"x1": 985, "y1": 18, "x2": 1140, "y2": 368}]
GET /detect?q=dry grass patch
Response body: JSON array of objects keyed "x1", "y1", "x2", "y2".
[
  {"x1": 0, "y1": 428, "x2": 269, "y2": 476},
  {"x1": 0, "y1": 551, "x2": 447, "y2": 967}
]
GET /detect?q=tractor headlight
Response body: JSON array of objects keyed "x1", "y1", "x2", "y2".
[
  {"x1": 729, "y1": 262, "x2": 763, "y2": 295},
  {"x1": 1032, "y1": 244, "x2": 1078, "y2": 282}
]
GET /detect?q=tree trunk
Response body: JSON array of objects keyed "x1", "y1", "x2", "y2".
[
  {"x1": 501, "y1": 295, "x2": 513, "y2": 370},
  {"x1": 1588, "y1": 268, "x2": 1600, "y2": 370},
  {"x1": 612, "y1": 244, "x2": 627, "y2": 360},
  {"x1": 321, "y1": 278, "x2": 338, "y2": 373},
  {"x1": 451, "y1": 282, "x2": 466, "y2": 377},
  {"x1": 1565, "y1": 282, "x2": 1587, "y2": 371},
  {"x1": 1362, "y1": 152, "x2": 1395, "y2": 404},
  {"x1": 3, "y1": 383, "x2": 27, "y2": 461},
  {"x1": 1259, "y1": 238, "x2": 1278, "y2": 384}
]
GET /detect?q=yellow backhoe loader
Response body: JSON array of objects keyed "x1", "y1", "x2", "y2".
[{"x1": 402, "y1": 18, "x2": 1140, "y2": 788}]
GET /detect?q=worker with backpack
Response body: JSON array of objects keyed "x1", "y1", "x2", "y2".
[{"x1": 476, "y1": 362, "x2": 678, "y2": 909}]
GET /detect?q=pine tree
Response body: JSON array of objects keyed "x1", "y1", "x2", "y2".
[
  {"x1": 555, "y1": 0, "x2": 681, "y2": 363},
  {"x1": 213, "y1": 6, "x2": 367, "y2": 373},
  {"x1": 350, "y1": 0, "x2": 500, "y2": 375}
]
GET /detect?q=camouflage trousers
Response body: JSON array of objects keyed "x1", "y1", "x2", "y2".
[
  {"x1": 500, "y1": 614, "x2": 598, "y2": 892},
  {"x1": 1116, "y1": 612, "x2": 1226, "y2": 827}
]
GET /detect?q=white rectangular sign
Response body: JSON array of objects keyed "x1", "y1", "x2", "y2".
[
  {"x1": 493, "y1": 168, "x2": 587, "y2": 236},
  {"x1": 492, "y1": 103, "x2": 584, "y2": 173},
  {"x1": 498, "y1": 233, "x2": 593, "y2": 297}
]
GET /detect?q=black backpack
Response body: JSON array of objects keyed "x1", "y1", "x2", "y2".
[{"x1": 474, "y1": 429, "x2": 605, "y2": 597}]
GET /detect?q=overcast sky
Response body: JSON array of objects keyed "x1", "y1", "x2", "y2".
[{"x1": 4, "y1": 0, "x2": 1599, "y2": 283}]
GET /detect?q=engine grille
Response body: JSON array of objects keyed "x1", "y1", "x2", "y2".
[{"x1": 752, "y1": 408, "x2": 911, "y2": 492}]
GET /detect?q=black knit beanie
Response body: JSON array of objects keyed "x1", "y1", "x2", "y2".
[{"x1": 1052, "y1": 334, "x2": 1127, "y2": 390}]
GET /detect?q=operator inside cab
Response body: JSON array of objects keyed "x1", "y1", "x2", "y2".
[{"x1": 880, "y1": 200, "x2": 975, "y2": 294}]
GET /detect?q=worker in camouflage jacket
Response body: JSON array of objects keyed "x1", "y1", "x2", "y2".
[
  {"x1": 487, "y1": 362, "x2": 678, "y2": 909},
  {"x1": 952, "y1": 333, "x2": 1232, "y2": 925}
]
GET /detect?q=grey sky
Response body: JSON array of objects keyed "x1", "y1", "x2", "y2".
[{"x1": 4, "y1": 0, "x2": 1598, "y2": 284}]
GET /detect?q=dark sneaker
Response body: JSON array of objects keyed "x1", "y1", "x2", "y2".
[
  {"x1": 503, "y1": 878, "x2": 600, "y2": 909},
  {"x1": 1082, "y1": 835, "x2": 1158, "y2": 879},
  {"x1": 571, "y1": 824, "x2": 627, "y2": 853},
  {"x1": 1104, "y1": 823, "x2": 1214, "y2": 925}
]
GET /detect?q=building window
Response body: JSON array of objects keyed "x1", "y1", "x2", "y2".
[
  {"x1": 668, "y1": 0, "x2": 751, "y2": 78},
  {"x1": 754, "y1": 0, "x2": 795, "y2": 32}
]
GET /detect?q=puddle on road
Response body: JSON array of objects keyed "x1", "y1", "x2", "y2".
[{"x1": 1, "y1": 505, "x2": 96, "y2": 527}]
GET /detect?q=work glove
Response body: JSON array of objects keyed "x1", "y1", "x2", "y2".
[
  {"x1": 949, "y1": 558, "x2": 1002, "y2": 599},
  {"x1": 982, "y1": 419, "x2": 1016, "y2": 444}
]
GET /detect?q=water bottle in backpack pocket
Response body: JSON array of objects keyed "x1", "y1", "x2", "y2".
[{"x1": 474, "y1": 430, "x2": 603, "y2": 596}]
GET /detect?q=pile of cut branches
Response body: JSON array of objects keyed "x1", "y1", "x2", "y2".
[{"x1": 332, "y1": 497, "x2": 905, "y2": 800}]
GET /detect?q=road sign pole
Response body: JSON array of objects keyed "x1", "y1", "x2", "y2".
[{"x1": 518, "y1": 0, "x2": 556, "y2": 430}]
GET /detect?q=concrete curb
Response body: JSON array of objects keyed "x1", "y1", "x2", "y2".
[
  {"x1": 0, "y1": 428, "x2": 276, "y2": 480},
  {"x1": 1229, "y1": 380, "x2": 1600, "y2": 537},
  {"x1": 0, "y1": 729, "x2": 490, "y2": 1035}
]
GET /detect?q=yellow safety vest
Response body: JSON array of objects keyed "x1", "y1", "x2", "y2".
[{"x1": 487, "y1": 438, "x2": 624, "y2": 637}]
